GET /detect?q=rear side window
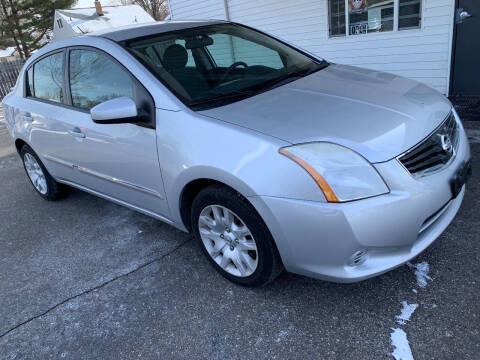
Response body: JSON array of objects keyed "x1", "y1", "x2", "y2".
[
  {"x1": 32, "y1": 52, "x2": 65, "y2": 103},
  {"x1": 69, "y1": 49, "x2": 133, "y2": 110},
  {"x1": 26, "y1": 67, "x2": 33, "y2": 96}
]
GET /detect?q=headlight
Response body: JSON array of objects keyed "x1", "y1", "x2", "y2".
[{"x1": 279, "y1": 142, "x2": 389, "y2": 202}]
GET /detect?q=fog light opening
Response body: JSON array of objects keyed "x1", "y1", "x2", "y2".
[{"x1": 349, "y1": 250, "x2": 368, "y2": 267}]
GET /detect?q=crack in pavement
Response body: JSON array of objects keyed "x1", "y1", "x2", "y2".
[{"x1": 0, "y1": 238, "x2": 192, "y2": 339}]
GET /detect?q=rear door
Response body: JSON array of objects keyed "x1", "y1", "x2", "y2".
[
  {"x1": 22, "y1": 50, "x2": 79, "y2": 181},
  {"x1": 60, "y1": 47, "x2": 170, "y2": 217}
]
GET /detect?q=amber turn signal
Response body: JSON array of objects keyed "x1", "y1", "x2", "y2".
[{"x1": 279, "y1": 148, "x2": 339, "y2": 202}]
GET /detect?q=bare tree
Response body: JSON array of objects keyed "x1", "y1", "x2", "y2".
[{"x1": 120, "y1": 0, "x2": 169, "y2": 21}]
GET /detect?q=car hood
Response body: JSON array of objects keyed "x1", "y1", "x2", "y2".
[{"x1": 200, "y1": 64, "x2": 452, "y2": 163}]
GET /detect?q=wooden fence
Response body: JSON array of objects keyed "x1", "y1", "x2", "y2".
[{"x1": 0, "y1": 59, "x2": 25, "y2": 100}]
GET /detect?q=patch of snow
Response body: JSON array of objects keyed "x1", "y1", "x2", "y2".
[
  {"x1": 391, "y1": 328, "x2": 414, "y2": 360},
  {"x1": 73, "y1": 0, "x2": 124, "y2": 8},
  {"x1": 0, "y1": 46, "x2": 16, "y2": 57},
  {"x1": 275, "y1": 330, "x2": 288, "y2": 343},
  {"x1": 445, "y1": 331, "x2": 453, "y2": 337},
  {"x1": 396, "y1": 301, "x2": 419, "y2": 325},
  {"x1": 275, "y1": 325, "x2": 294, "y2": 343},
  {"x1": 407, "y1": 261, "x2": 432, "y2": 288}
]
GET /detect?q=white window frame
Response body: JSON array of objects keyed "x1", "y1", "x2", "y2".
[{"x1": 330, "y1": 0, "x2": 423, "y2": 38}]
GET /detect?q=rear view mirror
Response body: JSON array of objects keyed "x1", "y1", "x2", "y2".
[
  {"x1": 185, "y1": 35, "x2": 214, "y2": 49},
  {"x1": 90, "y1": 97, "x2": 139, "y2": 124}
]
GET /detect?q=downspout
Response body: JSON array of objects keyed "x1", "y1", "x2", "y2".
[
  {"x1": 168, "y1": 0, "x2": 173, "y2": 19},
  {"x1": 224, "y1": 0, "x2": 236, "y2": 63},
  {"x1": 223, "y1": 0, "x2": 230, "y2": 20}
]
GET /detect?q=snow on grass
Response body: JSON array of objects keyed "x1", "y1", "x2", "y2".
[
  {"x1": 407, "y1": 261, "x2": 432, "y2": 288},
  {"x1": 396, "y1": 301, "x2": 419, "y2": 325},
  {"x1": 391, "y1": 328, "x2": 414, "y2": 360}
]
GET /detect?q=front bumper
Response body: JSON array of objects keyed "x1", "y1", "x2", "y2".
[{"x1": 249, "y1": 124, "x2": 471, "y2": 283}]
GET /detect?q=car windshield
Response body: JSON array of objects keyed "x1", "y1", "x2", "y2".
[{"x1": 121, "y1": 23, "x2": 328, "y2": 110}]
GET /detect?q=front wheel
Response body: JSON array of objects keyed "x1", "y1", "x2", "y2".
[{"x1": 191, "y1": 184, "x2": 283, "y2": 287}]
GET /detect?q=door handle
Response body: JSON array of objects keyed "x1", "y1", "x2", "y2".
[
  {"x1": 68, "y1": 127, "x2": 86, "y2": 138},
  {"x1": 23, "y1": 114, "x2": 33, "y2": 122}
]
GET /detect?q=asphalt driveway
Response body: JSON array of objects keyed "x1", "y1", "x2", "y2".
[{"x1": 0, "y1": 111, "x2": 479, "y2": 359}]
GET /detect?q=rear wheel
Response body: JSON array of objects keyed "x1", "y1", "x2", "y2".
[
  {"x1": 21, "y1": 145, "x2": 65, "y2": 200},
  {"x1": 191, "y1": 184, "x2": 283, "y2": 287}
]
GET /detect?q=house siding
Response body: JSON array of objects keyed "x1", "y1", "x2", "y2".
[
  {"x1": 169, "y1": 0, "x2": 227, "y2": 20},
  {"x1": 169, "y1": 0, "x2": 455, "y2": 94}
]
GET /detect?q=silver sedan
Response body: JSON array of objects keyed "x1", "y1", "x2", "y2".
[{"x1": 2, "y1": 21, "x2": 471, "y2": 286}]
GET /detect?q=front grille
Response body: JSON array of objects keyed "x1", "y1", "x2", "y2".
[{"x1": 398, "y1": 112, "x2": 459, "y2": 177}]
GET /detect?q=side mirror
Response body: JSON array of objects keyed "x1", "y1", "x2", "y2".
[{"x1": 90, "y1": 97, "x2": 140, "y2": 124}]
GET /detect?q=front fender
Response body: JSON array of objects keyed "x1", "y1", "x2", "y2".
[{"x1": 156, "y1": 110, "x2": 327, "y2": 226}]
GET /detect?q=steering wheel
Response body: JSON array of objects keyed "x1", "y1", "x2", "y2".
[{"x1": 219, "y1": 61, "x2": 248, "y2": 84}]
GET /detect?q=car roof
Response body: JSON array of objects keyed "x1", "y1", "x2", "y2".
[{"x1": 91, "y1": 20, "x2": 227, "y2": 42}]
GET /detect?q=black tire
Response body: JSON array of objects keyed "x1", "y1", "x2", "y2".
[
  {"x1": 191, "y1": 184, "x2": 283, "y2": 287},
  {"x1": 20, "y1": 144, "x2": 66, "y2": 201}
]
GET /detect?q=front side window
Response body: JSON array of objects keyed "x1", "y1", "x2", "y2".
[
  {"x1": 328, "y1": 0, "x2": 421, "y2": 37},
  {"x1": 33, "y1": 52, "x2": 64, "y2": 103},
  {"x1": 69, "y1": 49, "x2": 133, "y2": 110},
  {"x1": 123, "y1": 24, "x2": 327, "y2": 110}
]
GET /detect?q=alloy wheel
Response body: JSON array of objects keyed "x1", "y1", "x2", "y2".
[
  {"x1": 24, "y1": 153, "x2": 47, "y2": 195},
  {"x1": 198, "y1": 205, "x2": 258, "y2": 277}
]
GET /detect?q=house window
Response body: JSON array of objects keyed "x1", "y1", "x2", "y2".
[
  {"x1": 329, "y1": 0, "x2": 346, "y2": 37},
  {"x1": 328, "y1": 0, "x2": 422, "y2": 37},
  {"x1": 399, "y1": 0, "x2": 422, "y2": 29}
]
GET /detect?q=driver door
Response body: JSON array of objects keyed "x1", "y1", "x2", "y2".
[{"x1": 61, "y1": 47, "x2": 169, "y2": 217}]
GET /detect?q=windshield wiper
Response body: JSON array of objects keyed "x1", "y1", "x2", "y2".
[
  {"x1": 253, "y1": 62, "x2": 328, "y2": 94},
  {"x1": 189, "y1": 90, "x2": 252, "y2": 108}
]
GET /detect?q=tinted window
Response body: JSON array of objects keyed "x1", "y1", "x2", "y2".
[
  {"x1": 69, "y1": 49, "x2": 133, "y2": 110},
  {"x1": 33, "y1": 52, "x2": 64, "y2": 103},
  {"x1": 26, "y1": 67, "x2": 33, "y2": 96}
]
